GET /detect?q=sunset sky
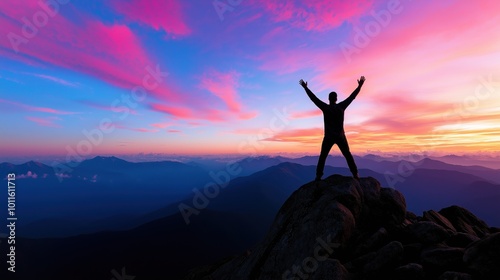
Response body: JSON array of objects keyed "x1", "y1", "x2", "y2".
[{"x1": 1, "y1": 0, "x2": 499, "y2": 160}]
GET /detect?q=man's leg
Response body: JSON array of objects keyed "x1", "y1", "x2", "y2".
[
  {"x1": 316, "y1": 137, "x2": 335, "y2": 181},
  {"x1": 336, "y1": 134, "x2": 359, "y2": 179}
]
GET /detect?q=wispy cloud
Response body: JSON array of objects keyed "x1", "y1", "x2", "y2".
[
  {"x1": 198, "y1": 69, "x2": 258, "y2": 120},
  {"x1": 199, "y1": 69, "x2": 242, "y2": 112},
  {"x1": 0, "y1": 75, "x2": 22, "y2": 84},
  {"x1": 131, "y1": 127, "x2": 159, "y2": 133},
  {"x1": 32, "y1": 73, "x2": 80, "y2": 87},
  {"x1": 150, "y1": 122, "x2": 173, "y2": 129},
  {"x1": 290, "y1": 109, "x2": 322, "y2": 119},
  {"x1": 109, "y1": 0, "x2": 191, "y2": 36},
  {"x1": 17, "y1": 171, "x2": 38, "y2": 179},
  {"x1": 248, "y1": 0, "x2": 375, "y2": 31},
  {"x1": 261, "y1": 127, "x2": 323, "y2": 143},
  {"x1": 115, "y1": 124, "x2": 159, "y2": 133},
  {"x1": 26, "y1": 116, "x2": 62, "y2": 128},
  {"x1": 0, "y1": 99, "x2": 76, "y2": 115}
]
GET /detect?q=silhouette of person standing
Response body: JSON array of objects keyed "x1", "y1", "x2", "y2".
[{"x1": 299, "y1": 76, "x2": 365, "y2": 181}]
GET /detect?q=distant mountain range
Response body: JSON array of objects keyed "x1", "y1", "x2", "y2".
[
  {"x1": 0, "y1": 156, "x2": 213, "y2": 236},
  {"x1": 1, "y1": 155, "x2": 499, "y2": 239}
]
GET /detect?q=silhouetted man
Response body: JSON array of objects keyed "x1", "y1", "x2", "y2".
[{"x1": 299, "y1": 76, "x2": 365, "y2": 181}]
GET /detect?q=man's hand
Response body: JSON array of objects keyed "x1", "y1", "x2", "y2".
[
  {"x1": 357, "y1": 76, "x2": 366, "y2": 86},
  {"x1": 299, "y1": 79, "x2": 308, "y2": 88}
]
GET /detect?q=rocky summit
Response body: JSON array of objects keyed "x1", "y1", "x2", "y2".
[{"x1": 186, "y1": 175, "x2": 500, "y2": 280}]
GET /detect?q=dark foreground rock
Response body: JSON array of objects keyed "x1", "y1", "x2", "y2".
[{"x1": 186, "y1": 175, "x2": 497, "y2": 280}]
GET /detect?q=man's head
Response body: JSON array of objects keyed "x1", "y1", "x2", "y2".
[{"x1": 329, "y1": 92, "x2": 337, "y2": 104}]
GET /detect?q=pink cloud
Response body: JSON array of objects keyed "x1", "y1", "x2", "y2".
[
  {"x1": 149, "y1": 103, "x2": 200, "y2": 120},
  {"x1": 199, "y1": 69, "x2": 242, "y2": 112},
  {"x1": 239, "y1": 111, "x2": 259, "y2": 120},
  {"x1": 230, "y1": 128, "x2": 263, "y2": 135},
  {"x1": 167, "y1": 129, "x2": 181, "y2": 133},
  {"x1": 249, "y1": 0, "x2": 376, "y2": 31},
  {"x1": 261, "y1": 127, "x2": 324, "y2": 143},
  {"x1": 290, "y1": 109, "x2": 322, "y2": 119},
  {"x1": 110, "y1": 0, "x2": 191, "y2": 36},
  {"x1": 131, "y1": 128, "x2": 159, "y2": 133},
  {"x1": 26, "y1": 116, "x2": 61, "y2": 128},
  {"x1": 149, "y1": 68, "x2": 258, "y2": 122},
  {"x1": 0, "y1": 1, "x2": 255, "y2": 124},
  {"x1": 0, "y1": 1, "x2": 180, "y2": 102},
  {"x1": 187, "y1": 122, "x2": 202, "y2": 127},
  {"x1": 0, "y1": 99, "x2": 75, "y2": 115},
  {"x1": 196, "y1": 69, "x2": 258, "y2": 121},
  {"x1": 115, "y1": 124, "x2": 159, "y2": 133},
  {"x1": 150, "y1": 122, "x2": 172, "y2": 129},
  {"x1": 325, "y1": 1, "x2": 500, "y2": 82},
  {"x1": 149, "y1": 101, "x2": 257, "y2": 122}
]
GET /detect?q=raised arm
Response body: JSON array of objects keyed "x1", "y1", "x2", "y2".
[
  {"x1": 299, "y1": 79, "x2": 327, "y2": 110},
  {"x1": 341, "y1": 76, "x2": 365, "y2": 108}
]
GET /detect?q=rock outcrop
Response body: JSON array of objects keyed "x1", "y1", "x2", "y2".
[{"x1": 186, "y1": 175, "x2": 499, "y2": 280}]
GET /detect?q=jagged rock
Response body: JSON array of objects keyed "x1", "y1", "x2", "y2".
[
  {"x1": 344, "y1": 252, "x2": 376, "y2": 272},
  {"x1": 306, "y1": 259, "x2": 348, "y2": 280},
  {"x1": 446, "y1": 232, "x2": 480, "y2": 248},
  {"x1": 209, "y1": 176, "x2": 363, "y2": 280},
  {"x1": 363, "y1": 241, "x2": 404, "y2": 273},
  {"x1": 204, "y1": 176, "x2": 407, "y2": 279},
  {"x1": 423, "y1": 210, "x2": 457, "y2": 232},
  {"x1": 439, "y1": 206, "x2": 490, "y2": 237},
  {"x1": 408, "y1": 221, "x2": 450, "y2": 244},
  {"x1": 406, "y1": 211, "x2": 419, "y2": 223},
  {"x1": 393, "y1": 263, "x2": 425, "y2": 280},
  {"x1": 351, "y1": 227, "x2": 389, "y2": 257},
  {"x1": 463, "y1": 232, "x2": 500, "y2": 278},
  {"x1": 358, "y1": 181, "x2": 406, "y2": 229},
  {"x1": 438, "y1": 271, "x2": 473, "y2": 280},
  {"x1": 191, "y1": 176, "x2": 496, "y2": 280},
  {"x1": 421, "y1": 247, "x2": 464, "y2": 274}
]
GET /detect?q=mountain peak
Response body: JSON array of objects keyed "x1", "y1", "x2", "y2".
[
  {"x1": 18, "y1": 160, "x2": 51, "y2": 171},
  {"x1": 78, "y1": 156, "x2": 131, "y2": 170},
  {"x1": 83, "y1": 156, "x2": 129, "y2": 165},
  {"x1": 190, "y1": 176, "x2": 500, "y2": 280},
  {"x1": 90, "y1": 156, "x2": 122, "y2": 161}
]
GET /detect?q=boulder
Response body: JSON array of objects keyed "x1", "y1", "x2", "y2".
[
  {"x1": 393, "y1": 263, "x2": 425, "y2": 280},
  {"x1": 423, "y1": 210, "x2": 456, "y2": 232},
  {"x1": 351, "y1": 227, "x2": 389, "y2": 257},
  {"x1": 407, "y1": 221, "x2": 450, "y2": 244},
  {"x1": 446, "y1": 232, "x2": 480, "y2": 248},
  {"x1": 463, "y1": 232, "x2": 500, "y2": 278},
  {"x1": 209, "y1": 176, "x2": 362, "y2": 280},
  {"x1": 421, "y1": 247, "x2": 464, "y2": 275},
  {"x1": 308, "y1": 259, "x2": 348, "y2": 280},
  {"x1": 438, "y1": 206, "x2": 489, "y2": 237},
  {"x1": 363, "y1": 241, "x2": 404, "y2": 273}
]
